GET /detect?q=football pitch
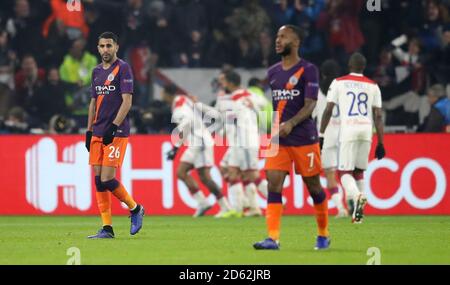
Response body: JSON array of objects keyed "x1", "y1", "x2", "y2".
[{"x1": 0, "y1": 216, "x2": 449, "y2": 265}]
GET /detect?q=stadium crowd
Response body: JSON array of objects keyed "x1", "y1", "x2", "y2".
[{"x1": 0, "y1": 0, "x2": 449, "y2": 134}]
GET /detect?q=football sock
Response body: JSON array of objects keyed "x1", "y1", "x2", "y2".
[
  {"x1": 193, "y1": 190, "x2": 208, "y2": 207},
  {"x1": 267, "y1": 192, "x2": 283, "y2": 241},
  {"x1": 329, "y1": 187, "x2": 345, "y2": 212},
  {"x1": 96, "y1": 191, "x2": 112, "y2": 227},
  {"x1": 340, "y1": 173, "x2": 360, "y2": 202},
  {"x1": 311, "y1": 190, "x2": 329, "y2": 237},
  {"x1": 217, "y1": 197, "x2": 231, "y2": 212},
  {"x1": 103, "y1": 179, "x2": 137, "y2": 210},
  {"x1": 354, "y1": 172, "x2": 365, "y2": 194},
  {"x1": 229, "y1": 181, "x2": 245, "y2": 213},
  {"x1": 244, "y1": 182, "x2": 259, "y2": 210}
]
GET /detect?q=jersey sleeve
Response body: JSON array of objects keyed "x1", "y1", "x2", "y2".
[
  {"x1": 90, "y1": 69, "x2": 97, "y2": 99},
  {"x1": 120, "y1": 63, "x2": 134, "y2": 95},
  {"x1": 373, "y1": 84, "x2": 382, "y2": 108},
  {"x1": 304, "y1": 64, "x2": 320, "y2": 100},
  {"x1": 326, "y1": 79, "x2": 339, "y2": 104}
]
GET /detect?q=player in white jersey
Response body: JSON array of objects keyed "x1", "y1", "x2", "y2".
[
  {"x1": 312, "y1": 59, "x2": 348, "y2": 218},
  {"x1": 320, "y1": 53, "x2": 386, "y2": 224},
  {"x1": 219, "y1": 70, "x2": 270, "y2": 217},
  {"x1": 162, "y1": 84, "x2": 233, "y2": 218}
]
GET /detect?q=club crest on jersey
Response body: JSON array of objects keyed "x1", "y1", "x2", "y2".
[
  {"x1": 107, "y1": 73, "x2": 115, "y2": 82},
  {"x1": 288, "y1": 75, "x2": 298, "y2": 86}
]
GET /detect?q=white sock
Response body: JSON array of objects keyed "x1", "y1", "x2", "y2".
[
  {"x1": 256, "y1": 179, "x2": 268, "y2": 198},
  {"x1": 193, "y1": 191, "x2": 207, "y2": 207},
  {"x1": 356, "y1": 179, "x2": 365, "y2": 194},
  {"x1": 340, "y1": 174, "x2": 360, "y2": 202},
  {"x1": 244, "y1": 183, "x2": 259, "y2": 210},
  {"x1": 217, "y1": 197, "x2": 231, "y2": 212},
  {"x1": 228, "y1": 182, "x2": 244, "y2": 213},
  {"x1": 331, "y1": 192, "x2": 345, "y2": 212}
]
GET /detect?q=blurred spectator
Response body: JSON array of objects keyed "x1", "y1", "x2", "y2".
[
  {"x1": 419, "y1": 84, "x2": 450, "y2": 132},
  {"x1": 0, "y1": 106, "x2": 29, "y2": 134},
  {"x1": 391, "y1": 35, "x2": 427, "y2": 94},
  {"x1": 5, "y1": 0, "x2": 45, "y2": 60},
  {"x1": 14, "y1": 54, "x2": 45, "y2": 108},
  {"x1": 419, "y1": 0, "x2": 449, "y2": 53},
  {"x1": 234, "y1": 37, "x2": 260, "y2": 68},
  {"x1": 257, "y1": 30, "x2": 278, "y2": 68},
  {"x1": 42, "y1": 0, "x2": 89, "y2": 40},
  {"x1": 226, "y1": 0, "x2": 271, "y2": 56},
  {"x1": 0, "y1": 28, "x2": 17, "y2": 90},
  {"x1": 171, "y1": 0, "x2": 207, "y2": 67},
  {"x1": 42, "y1": 19, "x2": 71, "y2": 68},
  {"x1": 26, "y1": 67, "x2": 72, "y2": 126},
  {"x1": 59, "y1": 38, "x2": 97, "y2": 87},
  {"x1": 428, "y1": 24, "x2": 450, "y2": 85},
  {"x1": 317, "y1": 0, "x2": 365, "y2": 67}
]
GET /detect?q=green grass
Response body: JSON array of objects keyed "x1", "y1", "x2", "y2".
[{"x1": 0, "y1": 216, "x2": 449, "y2": 265}]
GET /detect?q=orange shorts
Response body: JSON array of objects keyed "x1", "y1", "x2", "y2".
[
  {"x1": 265, "y1": 143, "x2": 321, "y2": 177},
  {"x1": 89, "y1": 136, "x2": 128, "y2": 168}
]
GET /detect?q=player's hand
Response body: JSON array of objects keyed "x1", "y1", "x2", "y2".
[
  {"x1": 375, "y1": 143, "x2": 386, "y2": 160},
  {"x1": 279, "y1": 121, "x2": 294, "y2": 138},
  {"x1": 166, "y1": 147, "x2": 179, "y2": 160},
  {"x1": 85, "y1": 130, "x2": 92, "y2": 152},
  {"x1": 103, "y1": 124, "x2": 118, "y2": 145}
]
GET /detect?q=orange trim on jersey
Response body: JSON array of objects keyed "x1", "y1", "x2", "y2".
[
  {"x1": 285, "y1": 67, "x2": 305, "y2": 90},
  {"x1": 93, "y1": 94, "x2": 105, "y2": 123},
  {"x1": 336, "y1": 75, "x2": 376, "y2": 85},
  {"x1": 276, "y1": 100, "x2": 288, "y2": 123},
  {"x1": 104, "y1": 65, "x2": 120, "y2": 86}
]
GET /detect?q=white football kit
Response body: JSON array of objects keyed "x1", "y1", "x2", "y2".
[
  {"x1": 171, "y1": 95, "x2": 215, "y2": 169},
  {"x1": 327, "y1": 73, "x2": 382, "y2": 171},
  {"x1": 313, "y1": 89, "x2": 340, "y2": 169}
]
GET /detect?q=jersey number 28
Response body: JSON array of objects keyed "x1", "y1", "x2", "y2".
[{"x1": 347, "y1": 92, "x2": 368, "y2": 116}]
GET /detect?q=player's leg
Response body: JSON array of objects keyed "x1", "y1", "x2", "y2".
[
  {"x1": 351, "y1": 141, "x2": 371, "y2": 223},
  {"x1": 242, "y1": 170, "x2": 262, "y2": 217},
  {"x1": 253, "y1": 170, "x2": 287, "y2": 249},
  {"x1": 88, "y1": 136, "x2": 114, "y2": 239},
  {"x1": 253, "y1": 145, "x2": 291, "y2": 250},
  {"x1": 324, "y1": 168, "x2": 348, "y2": 218},
  {"x1": 294, "y1": 143, "x2": 330, "y2": 250},
  {"x1": 197, "y1": 166, "x2": 232, "y2": 215},
  {"x1": 322, "y1": 146, "x2": 348, "y2": 217},
  {"x1": 338, "y1": 141, "x2": 361, "y2": 222},
  {"x1": 177, "y1": 162, "x2": 211, "y2": 217},
  {"x1": 227, "y1": 166, "x2": 245, "y2": 217},
  {"x1": 100, "y1": 137, "x2": 144, "y2": 235}
]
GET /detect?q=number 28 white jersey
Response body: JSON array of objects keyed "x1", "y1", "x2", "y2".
[{"x1": 327, "y1": 73, "x2": 382, "y2": 142}]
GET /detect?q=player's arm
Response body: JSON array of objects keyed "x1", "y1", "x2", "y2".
[
  {"x1": 319, "y1": 102, "x2": 335, "y2": 135},
  {"x1": 280, "y1": 98, "x2": 317, "y2": 137},
  {"x1": 112, "y1": 93, "x2": 132, "y2": 126},
  {"x1": 85, "y1": 98, "x2": 96, "y2": 151},
  {"x1": 373, "y1": 85, "x2": 385, "y2": 159},
  {"x1": 87, "y1": 98, "x2": 96, "y2": 132}
]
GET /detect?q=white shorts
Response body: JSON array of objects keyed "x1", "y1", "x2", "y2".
[
  {"x1": 228, "y1": 147, "x2": 259, "y2": 171},
  {"x1": 180, "y1": 146, "x2": 214, "y2": 169},
  {"x1": 321, "y1": 146, "x2": 338, "y2": 169},
  {"x1": 338, "y1": 141, "x2": 371, "y2": 171}
]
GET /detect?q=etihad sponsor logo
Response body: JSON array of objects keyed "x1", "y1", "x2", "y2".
[
  {"x1": 96, "y1": 85, "x2": 116, "y2": 95},
  {"x1": 272, "y1": 89, "x2": 301, "y2": 100}
]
